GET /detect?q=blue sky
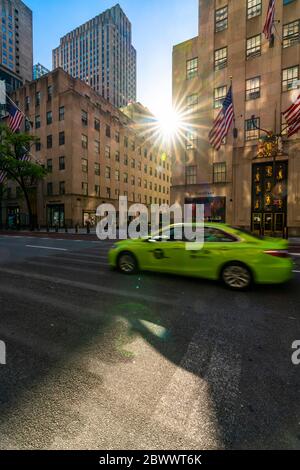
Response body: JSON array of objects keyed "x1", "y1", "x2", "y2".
[{"x1": 25, "y1": 0, "x2": 198, "y2": 118}]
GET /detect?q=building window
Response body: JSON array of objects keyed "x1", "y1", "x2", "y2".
[
  {"x1": 124, "y1": 155, "x2": 128, "y2": 166},
  {"x1": 47, "y1": 183, "x2": 53, "y2": 196},
  {"x1": 35, "y1": 141, "x2": 41, "y2": 151},
  {"x1": 131, "y1": 140, "x2": 135, "y2": 151},
  {"x1": 46, "y1": 111, "x2": 52, "y2": 125},
  {"x1": 94, "y1": 118, "x2": 100, "y2": 131},
  {"x1": 59, "y1": 131, "x2": 65, "y2": 146},
  {"x1": 245, "y1": 117, "x2": 260, "y2": 141},
  {"x1": 283, "y1": 20, "x2": 299, "y2": 48},
  {"x1": 186, "y1": 57, "x2": 198, "y2": 80},
  {"x1": 59, "y1": 106, "x2": 65, "y2": 121},
  {"x1": 106, "y1": 187, "x2": 111, "y2": 199},
  {"x1": 106, "y1": 125, "x2": 111, "y2": 138},
  {"x1": 82, "y1": 158, "x2": 88, "y2": 173},
  {"x1": 247, "y1": 0, "x2": 262, "y2": 19},
  {"x1": 95, "y1": 163, "x2": 100, "y2": 176},
  {"x1": 186, "y1": 130, "x2": 197, "y2": 149},
  {"x1": 105, "y1": 167, "x2": 111, "y2": 179},
  {"x1": 124, "y1": 136, "x2": 128, "y2": 148},
  {"x1": 95, "y1": 185, "x2": 100, "y2": 197},
  {"x1": 282, "y1": 66, "x2": 299, "y2": 92},
  {"x1": 47, "y1": 135, "x2": 52, "y2": 149},
  {"x1": 246, "y1": 34, "x2": 261, "y2": 59},
  {"x1": 215, "y1": 5, "x2": 228, "y2": 32},
  {"x1": 25, "y1": 96, "x2": 30, "y2": 111},
  {"x1": 35, "y1": 115, "x2": 41, "y2": 129},
  {"x1": 59, "y1": 181, "x2": 65, "y2": 195},
  {"x1": 115, "y1": 169, "x2": 120, "y2": 181},
  {"x1": 131, "y1": 176, "x2": 135, "y2": 185},
  {"x1": 131, "y1": 158, "x2": 135, "y2": 169},
  {"x1": 35, "y1": 91, "x2": 40, "y2": 107},
  {"x1": 81, "y1": 110, "x2": 88, "y2": 126},
  {"x1": 59, "y1": 156, "x2": 65, "y2": 170},
  {"x1": 95, "y1": 140, "x2": 100, "y2": 155},
  {"x1": 105, "y1": 145, "x2": 110, "y2": 159},
  {"x1": 186, "y1": 93, "x2": 198, "y2": 110},
  {"x1": 82, "y1": 182, "x2": 88, "y2": 196},
  {"x1": 213, "y1": 163, "x2": 226, "y2": 183},
  {"x1": 214, "y1": 86, "x2": 227, "y2": 109},
  {"x1": 47, "y1": 159, "x2": 52, "y2": 173},
  {"x1": 185, "y1": 166, "x2": 197, "y2": 185},
  {"x1": 246, "y1": 76, "x2": 261, "y2": 100},
  {"x1": 48, "y1": 86, "x2": 53, "y2": 101},
  {"x1": 124, "y1": 173, "x2": 128, "y2": 183},
  {"x1": 214, "y1": 47, "x2": 227, "y2": 70},
  {"x1": 115, "y1": 131, "x2": 120, "y2": 143},
  {"x1": 138, "y1": 177, "x2": 141, "y2": 187},
  {"x1": 81, "y1": 134, "x2": 88, "y2": 149},
  {"x1": 115, "y1": 151, "x2": 120, "y2": 162}
]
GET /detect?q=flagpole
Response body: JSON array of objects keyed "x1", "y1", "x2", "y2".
[{"x1": 230, "y1": 76, "x2": 237, "y2": 227}]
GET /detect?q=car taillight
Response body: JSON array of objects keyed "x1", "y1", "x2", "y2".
[{"x1": 264, "y1": 250, "x2": 290, "y2": 258}]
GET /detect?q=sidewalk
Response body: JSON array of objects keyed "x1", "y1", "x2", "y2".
[
  {"x1": 0, "y1": 228, "x2": 99, "y2": 241},
  {"x1": 1, "y1": 229, "x2": 300, "y2": 245}
]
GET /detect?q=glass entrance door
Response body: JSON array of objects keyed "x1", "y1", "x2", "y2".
[{"x1": 47, "y1": 205, "x2": 65, "y2": 228}]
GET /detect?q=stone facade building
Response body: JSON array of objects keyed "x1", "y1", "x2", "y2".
[
  {"x1": 2, "y1": 68, "x2": 170, "y2": 228},
  {"x1": 172, "y1": 0, "x2": 300, "y2": 236}
]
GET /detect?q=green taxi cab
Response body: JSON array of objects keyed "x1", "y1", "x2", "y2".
[{"x1": 108, "y1": 223, "x2": 293, "y2": 290}]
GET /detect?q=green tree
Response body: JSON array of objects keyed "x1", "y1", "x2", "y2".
[{"x1": 0, "y1": 125, "x2": 47, "y2": 230}]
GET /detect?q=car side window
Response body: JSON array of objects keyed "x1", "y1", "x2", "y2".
[
  {"x1": 155, "y1": 227, "x2": 183, "y2": 242},
  {"x1": 204, "y1": 228, "x2": 236, "y2": 243}
]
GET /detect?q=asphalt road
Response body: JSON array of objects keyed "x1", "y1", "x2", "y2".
[{"x1": 0, "y1": 235, "x2": 300, "y2": 450}]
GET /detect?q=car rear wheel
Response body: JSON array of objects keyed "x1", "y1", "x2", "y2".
[
  {"x1": 117, "y1": 252, "x2": 138, "y2": 275},
  {"x1": 221, "y1": 263, "x2": 252, "y2": 290}
]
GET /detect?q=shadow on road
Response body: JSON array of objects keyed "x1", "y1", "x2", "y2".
[{"x1": 0, "y1": 255, "x2": 300, "y2": 449}]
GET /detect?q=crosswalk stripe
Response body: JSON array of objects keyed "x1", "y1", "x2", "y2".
[
  {"x1": 153, "y1": 335, "x2": 241, "y2": 446},
  {"x1": 0, "y1": 267, "x2": 175, "y2": 306}
]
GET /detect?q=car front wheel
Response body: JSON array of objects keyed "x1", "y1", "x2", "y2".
[
  {"x1": 221, "y1": 263, "x2": 252, "y2": 290},
  {"x1": 117, "y1": 252, "x2": 138, "y2": 275}
]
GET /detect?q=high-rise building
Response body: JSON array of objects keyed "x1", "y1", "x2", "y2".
[
  {"x1": 2, "y1": 68, "x2": 170, "y2": 228},
  {"x1": 33, "y1": 63, "x2": 50, "y2": 80},
  {"x1": 172, "y1": 0, "x2": 300, "y2": 236},
  {"x1": 0, "y1": 0, "x2": 33, "y2": 92},
  {"x1": 53, "y1": 4, "x2": 136, "y2": 109}
]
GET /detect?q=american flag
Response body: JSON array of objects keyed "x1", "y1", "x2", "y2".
[
  {"x1": 7, "y1": 100, "x2": 23, "y2": 133},
  {"x1": 0, "y1": 170, "x2": 6, "y2": 184},
  {"x1": 209, "y1": 86, "x2": 234, "y2": 151},
  {"x1": 283, "y1": 93, "x2": 300, "y2": 137},
  {"x1": 263, "y1": 0, "x2": 276, "y2": 40}
]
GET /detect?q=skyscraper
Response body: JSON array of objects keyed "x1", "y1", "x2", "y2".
[
  {"x1": 53, "y1": 4, "x2": 136, "y2": 108},
  {"x1": 0, "y1": 0, "x2": 33, "y2": 92}
]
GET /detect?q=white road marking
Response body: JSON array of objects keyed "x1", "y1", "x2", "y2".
[
  {"x1": 26, "y1": 245, "x2": 68, "y2": 251},
  {"x1": 293, "y1": 270, "x2": 300, "y2": 274},
  {"x1": 290, "y1": 253, "x2": 300, "y2": 257},
  {"x1": 153, "y1": 334, "x2": 241, "y2": 447},
  {"x1": 45, "y1": 256, "x2": 107, "y2": 265},
  {"x1": 0, "y1": 267, "x2": 177, "y2": 306},
  {"x1": 26, "y1": 261, "x2": 106, "y2": 276}
]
